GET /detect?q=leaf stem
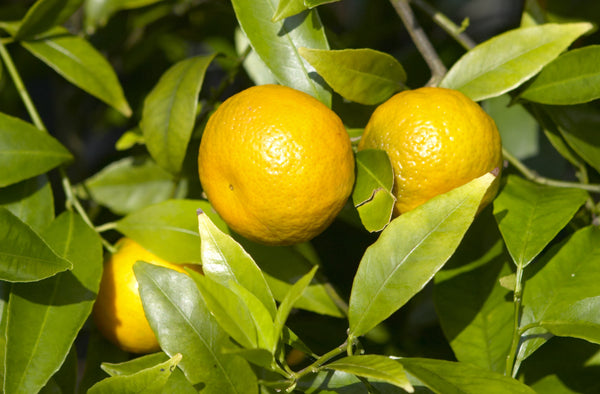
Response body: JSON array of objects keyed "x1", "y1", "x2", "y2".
[
  {"x1": 291, "y1": 341, "x2": 348, "y2": 383},
  {"x1": 505, "y1": 264, "x2": 524, "y2": 377},
  {"x1": 96, "y1": 222, "x2": 118, "y2": 233},
  {"x1": 0, "y1": 40, "x2": 46, "y2": 131},
  {"x1": 389, "y1": 0, "x2": 447, "y2": 86},
  {"x1": 410, "y1": 0, "x2": 476, "y2": 50}
]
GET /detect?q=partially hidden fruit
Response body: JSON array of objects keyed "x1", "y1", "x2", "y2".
[
  {"x1": 198, "y1": 84, "x2": 355, "y2": 246},
  {"x1": 358, "y1": 87, "x2": 502, "y2": 216},
  {"x1": 93, "y1": 238, "x2": 192, "y2": 354}
]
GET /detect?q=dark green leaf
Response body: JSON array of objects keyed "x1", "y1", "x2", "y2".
[
  {"x1": 16, "y1": 0, "x2": 84, "y2": 40},
  {"x1": 0, "y1": 112, "x2": 72, "y2": 187},
  {"x1": 399, "y1": 358, "x2": 537, "y2": 393},
  {"x1": 135, "y1": 263, "x2": 257, "y2": 393},
  {"x1": 88, "y1": 353, "x2": 182, "y2": 394},
  {"x1": 348, "y1": 173, "x2": 496, "y2": 338},
  {"x1": 324, "y1": 355, "x2": 413, "y2": 392},
  {"x1": 493, "y1": 175, "x2": 587, "y2": 267},
  {"x1": 231, "y1": 0, "x2": 331, "y2": 106},
  {"x1": 83, "y1": 155, "x2": 184, "y2": 215},
  {"x1": 84, "y1": 0, "x2": 166, "y2": 33},
  {"x1": 141, "y1": 55, "x2": 216, "y2": 174},
  {"x1": 521, "y1": 45, "x2": 600, "y2": 105},
  {"x1": 0, "y1": 175, "x2": 54, "y2": 232},
  {"x1": 5, "y1": 211, "x2": 102, "y2": 393},
  {"x1": 0, "y1": 207, "x2": 72, "y2": 282},
  {"x1": 441, "y1": 23, "x2": 593, "y2": 101},
  {"x1": 299, "y1": 47, "x2": 406, "y2": 105},
  {"x1": 197, "y1": 210, "x2": 276, "y2": 317},
  {"x1": 116, "y1": 199, "x2": 226, "y2": 264}
]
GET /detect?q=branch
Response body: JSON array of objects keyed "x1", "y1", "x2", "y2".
[{"x1": 410, "y1": 0, "x2": 476, "y2": 50}]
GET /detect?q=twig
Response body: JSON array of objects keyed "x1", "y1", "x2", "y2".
[
  {"x1": 411, "y1": 0, "x2": 476, "y2": 50},
  {"x1": 505, "y1": 265, "x2": 524, "y2": 377},
  {"x1": 389, "y1": 0, "x2": 446, "y2": 86}
]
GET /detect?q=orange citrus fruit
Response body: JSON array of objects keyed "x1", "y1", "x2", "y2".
[
  {"x1": 358, "y1": 87, "x2": 502, "y2": 215},
  {"x1": 198, "y1": 84, "x2": 355, "y2": 245},
  {"x1": 93, "y1": 238, "x2": 190, "y2": 354}
]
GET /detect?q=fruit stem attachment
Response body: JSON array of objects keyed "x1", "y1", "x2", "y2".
[
  {"x1": 390, "y1": 0, "x2": 447, "y2": 86},
  {"x1": 505, "y1": 264, "x2": 524, "y2": 377}
]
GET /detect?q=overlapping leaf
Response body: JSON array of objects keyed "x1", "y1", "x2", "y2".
[
  {"x1": 0, "y1": 175, "x2": 54, "y2": 232},
  {"x1": 15, "y1": 0, "x2": 84, "y2": 40},
  {"x1": 324, "y1": 355, "x2": 413, "y2": 392}
]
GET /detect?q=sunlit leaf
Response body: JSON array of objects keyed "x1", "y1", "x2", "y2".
[
  {"x1": 0, "y1": 175, "x2": 54, "y2": 232},
  {"x1": 15, "y1": 0, "x2": 84, "y2": 40},
  {"x1": 324, "y1": 355, "x2": 413, "y2": 392},
  {"x1": 234, "y1": 28, "x2": 277, "y2": 86}
]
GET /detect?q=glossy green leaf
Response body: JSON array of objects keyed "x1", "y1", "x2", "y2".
[
  {"x1": 135, "y1": 263, "x2": 257, "y2": 393},
  {"x1": 15, "y1": 0, "x2": 84, "y2": 40},
  {"x1": 231, "y1": 0, "x2": 331, "y2": 106},
  {"x1": 0, "y1": 112, "x2": 72, "y2": 187},
  {"x1": 521, "y1": 45, "x2": 600, "y2": 105},
  {"x1": 493, "y1": 175, "x2": 587, "y2": 268},
  {"x1": 83, "y1": 155, "x2": 184, "y2": 215},
  {"x1": 234, "y1": 28, "x2": 277, "y2": 86},
  {"x1": 116, "y1": 199, "x2": 226, "y2": 264},
  {"x1": 348, "y1": 173, "x2": 495, "y2": 338},
  {"x1": 441, "y1": 23, "x2": 593, "y2": 101},
  {"x1": 299, "y1": 47, "x2": 406, "y2": 105},
  {"x1": 141, "y1": 54, "x2": 216, "y2": 174},
  {"x1": 435, "y1": 209, "x2": 514, "y2": 373},
  {"x1": 324, "y1": 355, "x2": 413, "y2": 392},
  {"x1": 88, "y1": 353, "x2": 182, "y2": 394},
  {"x1": 272, "y1": 0, "x2": 306, "y2": 22},
  {"x1": 548, "y1": 105, "x2": 600, "y2": 173},
  {"x1": 197, "y1": 210, "x2": 276, "y2": 317},
  {"x1": 399, "y1": 358, "x2": 537, "y2": 394},
  {"x1": 353, "y1": 149, "x2": 395, "y2": 232},
  {"x1": 296, "y1": 370, "x2": 370, "y2": 393},
  {"x1": 0, "y1": 207, "x2": 72, "y2": 282},
  {"x1": 0, "y1": 175, "x2": 54, "y2": 232},
  {"x1": 5, "y1": 211, "x2": 102, "y2": 394},
  {"x1": 12, "y1": 25, "x2": 132, "y2": 116}
]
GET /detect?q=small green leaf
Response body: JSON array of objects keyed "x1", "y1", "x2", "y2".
[
  {"x1": 299, "y1": 47, "x2": 406, "y2": 105},
  {"x1": 197, "y1": 210, "x2": 276, "y2": 317},
  {"x1": 521, "y1": 45, "x2": 600, "y2": 105},
  {"x1": 83, "y1": 155, "x2": 184, "y2": 215},
  {"x1": 0, "y1": 112, "x2": 72, "y2": 187},
  {"x1": 356, "y1": 189, "x2": 395, "y2": 233},
  {"x1": 493, "y1": 175, "x2": 587, "y2": 267},
  {"x1": 324, "y1": 355, "x2": 413, "y2": 392},
  {"x1": 115, "y1": 129, "x2": 144, "y2": 151},
  {"x1": 88, "y1": 353, "x2": 182, "y2": 394},
  {"x1": 441, "y1": 23, "x2": 593, "y2": 101},
  {"x1": 231, "y1": 0, "x2": 331, "y2": 106},
  {"x1": 102, "y1": 353, "x2": 169, "y2": 376},
  {"x1": 15, "y1": 0, "x2": 84, "y2": 40},
  {"x1": 272, "y1": 0, "x2": 306, "y2": 22},
  {"x1": 0, "y1": 207, "x2": 72, "y2": 282},
  {"x1": 399, "y1": 358, "x2": 537, "y2": 393},
  {"x1": 141, "y1": 55, "x2": 216, "y2": 174},
  {"x1": 0, "y1": 175, "x2": 54, "y2": 232},
  {"x1": 348, "y1": 173, "x2": 495, "y2": 338},
  {"x1": 134, "y1": 263, "x2": 257, "y2": 392}
]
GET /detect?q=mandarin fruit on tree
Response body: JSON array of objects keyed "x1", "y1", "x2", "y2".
[
  {"x1": 93, "y1": 238, "x2": 190, "y2": 354},
  {"x1": 358, "y1": 87, "x2": 503, "y2": 216},
  {"x1": 198, "y1": 84, "x2": 355, "y2": 245}
]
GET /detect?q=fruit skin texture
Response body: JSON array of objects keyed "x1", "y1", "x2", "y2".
[
  {"x1": 358, "y1": 87, "x2": 503, "y2": 216},
  {"x1": 198, "y1": 84, "x2": 355, "y2": 246},
  {"x1": 92, "y1": 238, "x2": 188, "y2": 354}
]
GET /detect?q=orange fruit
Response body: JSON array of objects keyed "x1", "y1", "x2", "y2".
[
  {"x1": 93, "y1": 238, "x2": 191, "y2": 354},
  {"x1": 198, "y1": 84, "x2": 355, "y2": 245},
  {"x1": 358, "y1": 87, "x2": 502, "y2": 215}
]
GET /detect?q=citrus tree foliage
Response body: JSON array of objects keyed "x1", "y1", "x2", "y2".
[{"x1": 1, "y1": 0, "x2": 600, "y2": 392}]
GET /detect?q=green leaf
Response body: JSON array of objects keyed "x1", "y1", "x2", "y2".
[
  {"x1": 0, "y1": 112, "x2": 72, "y2": 187},
  {"x1": 88, "y1": 353, "x2": 182, "y2": 394},
  {"x1": 272, "y1": 0, "x2": 306, "y2": 22},
  {"x1": 0, "y1": 175, "x2": 54, "y2": 232},
  {"x1": 234, "y1": 28, "x2": 276, "y2": 86},
  {"x1": 231, "y1": 0, "x2": 331, "y2": 106},
  {"x1": 77, "y1": 330, "x2": 129, "y2": 393},
  {"x1": 134, "y1": 263, "x2": 257, "y2": 393},
  {"x1": 83, "y1": 155, "x2": 184, "y2": 215},
  {"x1": 0, "y1": 207, "x2": 72, "y2": 282},
  {"x1": 434, "y1": 209, "x2": 514, "y2": 374},
  {"x1": 4, "y1": 211, "x2": 102, "y2": 394},
  {"x1": 14, "y1": 26, "x2": 132, "y2": 116},
  {"x1": 324, "y1": 355, "x2": 413, "y2": 392},
  {"x1": 521, "y1": 45, "x2": 600, "y2": 105},
  {"x1": 352, "y1": 149, "x2": 395, "y2": 232},
  {"x1": 197, "y1": 210, "x2": 276, "y2": 317},
  {"x1": 348, "y1": 173, "x2": 496, "y2": 338},
  {"x1": 399, "y1": 358, "x2": 537, "y2": 394},
  {"x1": 84, "y1": 0, "x2": 166, "y2": 33},
  {"x1": 440, "y1": 23, "x2": 593, "y2": 101},
  {"x1": 493, "y1": 175, "x2": 587, "y2": 268},
  {"x1": 15, "y1": 0, "x2": 84, "y2": 40},
  {"x1": 299, "y1": 47, "x2": 406, "y2": 105},
  {"x1": 141, "y1": 54, "x2": 216, "y2": 174},
  {"x1": 116, "y1": 199, "x2": 226, "y2": 264}
]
